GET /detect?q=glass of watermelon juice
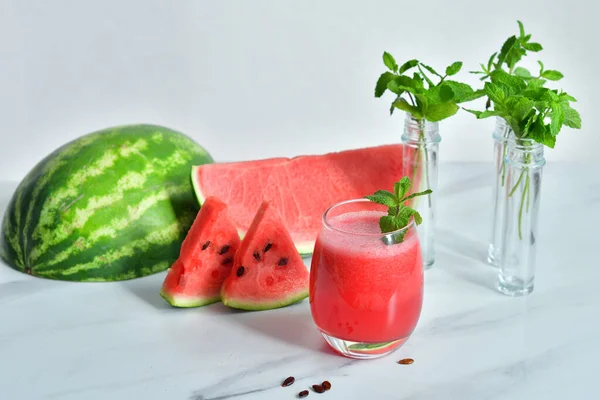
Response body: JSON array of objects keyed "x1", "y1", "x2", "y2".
[{"x1": 309, "y1": 199, "x2": 423, "y2": 359}]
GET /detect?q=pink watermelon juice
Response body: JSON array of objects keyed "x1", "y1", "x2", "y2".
[{"x1": 310, "y1": 199, "x2": 423, "y2": 357}]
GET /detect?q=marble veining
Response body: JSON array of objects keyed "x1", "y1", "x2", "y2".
[{"x1": 0, "y1": 162, "x2": 598, "y2": 400}]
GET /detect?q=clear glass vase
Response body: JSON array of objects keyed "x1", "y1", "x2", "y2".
[
  {"x1": 401, "y1": 113, "x2": 440, "y2": 268},
  {"x1": 498, "y1": 135, "x2": 545, "y2": 296},
  {"x1": 488, "y1": 117, "x2": 511, "y2": 267}
]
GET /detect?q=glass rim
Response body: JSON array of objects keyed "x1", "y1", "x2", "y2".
[{"x1": 322, "y1": 198, "x2": 416, "y2": 238}]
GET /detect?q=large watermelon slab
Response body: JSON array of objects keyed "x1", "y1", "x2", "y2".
[
  {"x1": 192, "y1": 144, "x2": 403, "y2": 255},
  {"x1": 0, "y1": 124, "x2": 213, "y2": 281}
]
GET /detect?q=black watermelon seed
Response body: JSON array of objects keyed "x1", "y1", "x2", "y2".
[
  {"x1": 264, "y1": 243, "x2": 273, "y2": 252},
  {"x1": 298, "y1": 390, "x2": 309, "y2": 398},
  {"x1": 253, "y1": 252, "x2": 261, "y2": 261},
  {"x1": 201, "y1": 241, "x2": 210, "y2": 250},
  {"x1": 312, "y1": 384, "x2": 325, "y2": 393},
  {"x1": 277, "y1": 257, "x2": 288, "y2": 266},
  {"x1": 322, "y1": 381, "x2": 331, "y2": 391},
  {"x1": 236, "y1": 266, "x2": 245, "y2": 277},
  {"x1": 281, "y1": 376, "x2": 295, "y2": 387},
  {"x1": 221, "y1": 257, "x2": 233, "y2": 265},
  {"x1": 218, "y1": 245, "x2": 230, "y2": 255}
]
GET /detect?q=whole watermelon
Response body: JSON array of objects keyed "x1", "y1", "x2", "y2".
[{"x1": 0, "y1": 124, "x2": 213, "y2": 281}]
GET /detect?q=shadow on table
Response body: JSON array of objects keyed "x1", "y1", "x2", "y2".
[
  {"x1": 121, "y1": 275, "x2": 174, "y2": 310},
  {"x1": 435, "y1": 248, "x2": 498, "y2": 293},
  {"x1": 436, "y1": 228, "x2": 489, "y2": 263},
  {"x1": 229, "y1": 302, "x2": 327, "y2": 353}
]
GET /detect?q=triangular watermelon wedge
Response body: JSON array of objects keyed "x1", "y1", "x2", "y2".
[
  {"x1": 221, "y1": 201, "x2": 309, "y2": 310},
  {"x1": 160, "y1": 197, "x2": 241, "y2": 307}
]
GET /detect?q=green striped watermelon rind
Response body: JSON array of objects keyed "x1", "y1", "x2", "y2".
[
  {"x1": 159, "y1": 287, "x2": 221, "y2": 308},
  {"x1": 190, "y1": 166, "x2": 315, "y2": 257},
  {"x1": 221, "y1": 287, "x2": 309, "y2": 311},
  {"x1": 0, "y1": 124, "x2": 213, "y2": 282}
]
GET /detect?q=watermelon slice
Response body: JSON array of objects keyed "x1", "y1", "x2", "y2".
[
  {"x1": 160, "y1": 197, "x2": 241, "y2": 307},
  {"x1": 191, "y1": 144, "x2": 404, "y2": 255},
  {"x1": 220, "y1": 201, "x2": 309, "y2": 311}
]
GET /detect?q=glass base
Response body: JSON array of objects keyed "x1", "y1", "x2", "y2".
[
  {"x1": 498, "y1": 275, "x2": 534, "y2": 297},
  {"x1": 320, "y1": 332, "x2": 408, "y2": 359},
  {"x1": 487, "y1": 244, "x2": 500, "y2": 267}
]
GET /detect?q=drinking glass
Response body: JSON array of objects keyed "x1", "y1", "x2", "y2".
[{"x1": 309, "y1": 199, "x2": 424, "y2": 359}]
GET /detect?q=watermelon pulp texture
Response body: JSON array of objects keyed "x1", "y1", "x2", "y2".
[
  {"x1": 192, "y1": 144, "x2": 404, "y2": 255},
  {"x1": 0, "y1": 125, "x2": 213, "y2": 281},
  {"x1": 221, "y1": 201, "x2": 309, "y2": 311},
  {"x1": 160, "y1": 197, "x2": 241, "y2": 307}
]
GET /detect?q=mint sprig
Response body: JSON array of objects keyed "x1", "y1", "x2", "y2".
[
  {"x1": 365, "y1": 177, "x2": 431, "y2": 237},
  {"x1": 466, "y1": 21, "x2": 582, "y2": 148},
  {"x1": 375, "y1": 53, "x2": 484, "y2": 122}
]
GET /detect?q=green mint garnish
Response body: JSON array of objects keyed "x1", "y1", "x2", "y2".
[
  {"x1": 365, "y1": 177, "x2": 431, "y2": 236},
  {"x1": 466, "y1": 20, "x2": 582, "y2": 148},
  {"x1": 375, "y1": 53, "x2": 484, "y2": 122}
]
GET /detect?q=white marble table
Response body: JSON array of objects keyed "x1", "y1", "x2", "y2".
[{"x1": 1, "y1": 163, "x2": 599, "y2": 400}]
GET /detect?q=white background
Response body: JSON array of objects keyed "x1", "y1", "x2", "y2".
[{"x1": 0, "y1": 0, "x2": 596, "y2": 181}]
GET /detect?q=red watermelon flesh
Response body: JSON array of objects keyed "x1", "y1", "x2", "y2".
[
  {"x1": 192, "y1": 144, "x2": 403, "y2": 255},
  {"x1": 221, "y1": 201, "x2": 309, "y2": 310},
  {"x1": 160, "y1": 197, "x2": 241, "y2": 307}
]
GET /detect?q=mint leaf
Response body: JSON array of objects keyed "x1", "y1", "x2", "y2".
[
  {"x1": 420, "y1": 63, "x2": 443, "y2": 78},
  {"x1": 393, "y1": 98, "x2": 422, "y2": 119},
  {"x1": 401, "y1": 189, "x2": 432, "y2": 203},
  {"x1": 463, "y1": 108, "x2": 503, "y2": 119},
  {"x1": 522, "y1": 86, "x2": 549, "y2": 100},
  {"x1": 523, "y1": 42, "x2": 543, "y2": 52},
  {"x1": 398, "y1": 207, "x2": 423, "y2": 226},
  {"x1": 379, "y1": 216, "x2": 401, "y2": 233},
  {"x1": 514, "y1": 67, "x2": 532, "y2": 79},
  {"x1": 518, "y1": 20, "x2": 525, "y2": 38},
  {"x1": 417, "y1": 64, "x2": 435, "y2": 87},
  {"x1": 562, "y1": 103, "x2": 582, "y2": 129},
  {"x1": 383, "y1": 52, "x2": 398, "y2": 72},
  {"x1": 365, "y1": 190, "x2": 398, "y2": 208},
  {"x1": 549, "y1": 103, "x2": 564, "y2": 136},
  {"x1": 541, "y1": 70, "x2": 564, "y2": 81},
  {"x1": 484, "y1": 82, "x2": 505, "y2": 104},
  {"x1": 399, "y1": 59, "x2": 419, "y2": 74},
  {"x1": 424, "y1": 102, "x2": 459, "y2": 122},
  {"x1": 394, "y1": 177, "x2": 411, "y2": 199},
  {"x1": 445, "y1": 61, "x2": 463, "y2": 76},
  {"x1": 496, "y1": 35, "x2": 518, "y2": 68},
  {"x1": 487, "y1": 52, "x2": 497, "y2": 72},
  {"x1": 538, "y1": 60, "x2": 545, "y2": 74},
  {"x1": 375, "y1": 72, "x2": 395, "y2": 97},
  {"x1": 442, "y1": 81, "x2": 478, "y2": 103},
  {"x1": 489, "y1": 69, "x2": 527, "y2": 95},
  {"x1": 439, "y1": 85, "x2": 454, "y2": 102},
  {"x1": 529, "y1": 120, "x2": 556, "y2": 148},
  {"x1": 505, "y1": 96, "x2": 534, "y2": 121}
]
